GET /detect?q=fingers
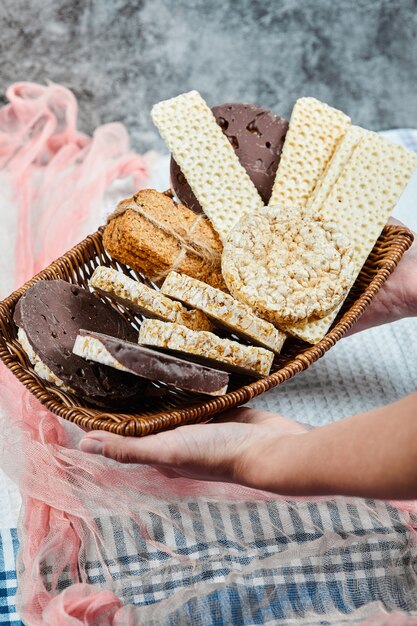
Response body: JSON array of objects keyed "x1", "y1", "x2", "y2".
[
  {"x1": 215, "y1": 406, "x2": 279, "y2": 425},
  {"x1": 79, "y1": 430, "x2": 180, "y2": 465},
  {"x1": 154, "y1": 467, "x2": 182, "y2": 479},
  {"x1": 344, "y1": 307, "x2": 380, "y2": 336},
  {"x1": 215, "y1": 407, "x2": 306, "y2": 433},
  {"x1": 387, "y1": 217, "x2": 405, "y2": 227},
  {"x1": 214, "y1": 407, "x2": 256, "y2": 424}
]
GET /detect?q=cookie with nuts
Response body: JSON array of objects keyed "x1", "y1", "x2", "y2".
[{"x1": 221, "y1": 206, "x2": 355, "y2": 326}]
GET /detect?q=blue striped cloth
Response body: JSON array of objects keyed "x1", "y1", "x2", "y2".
[
  {"x1": 2, "y1": 500, "x2": 417, "y2": 624},
  {"x1": 73, "y1": 500, "x2": 417, "y2": 622},
  {"x1": 0, "y1": 529, "x2": 20, "y2": 625},
  {"x1": 1, "y1": 128, "x2": 417, "y2": 625}
]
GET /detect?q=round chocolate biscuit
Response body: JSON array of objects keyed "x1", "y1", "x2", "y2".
[
  {"x1": 170, "y1": 103, "x2": 288, "y2": 211},
  {"x1": 14, "y1": 279, "x2": 144, "y2": 407}
]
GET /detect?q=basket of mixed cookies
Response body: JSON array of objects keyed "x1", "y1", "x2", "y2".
[{"x1": 0, "y1": 93, "x2": 415, "y2": 435}]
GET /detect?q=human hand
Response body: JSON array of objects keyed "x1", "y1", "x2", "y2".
[
  {"x1": 347, "y1": 219, "x2": 417, "y2": 335},
  {"x1": 79, "y1": 394, "x2": 417, "y2": 500},
  {"x1": 79, "y1": 407, "x2": 305, "y2": 486}
]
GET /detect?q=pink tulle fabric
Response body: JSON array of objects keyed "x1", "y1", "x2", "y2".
[
  {"x1": 0, "y1": 82, "x2": 416, "y2": 625},
  {"x1": 0, "y1": 82, "x2": 148, "y2": 286},
  {"x1": 0, "y1": 81, "x2": 283, "y2": 625}
]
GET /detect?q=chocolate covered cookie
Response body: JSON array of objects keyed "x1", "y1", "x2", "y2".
[
  {"x1": 171, "y1": 102, "x2": 288, "y2": 210},
  {"x1": 14, "y1": 279, "x2": 144, "y2": 407},
  {"x1": 73, "y1": 330, "x2": 229, "y2": 396}
]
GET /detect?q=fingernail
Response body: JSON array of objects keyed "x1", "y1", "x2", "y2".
[{"x1": 80, "y1": 438, "x2": 104, "y2": 455}]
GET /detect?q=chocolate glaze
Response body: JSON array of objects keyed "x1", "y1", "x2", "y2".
[
  {"x1": 79, "y1": 329, "x2": 229, "y2": 395},
  {"x1": 170, "y1": 103, "x2": 288, "y2": 211},
  {"x1": 14, "y1": 280, "x2": 144, "y2": 407}
]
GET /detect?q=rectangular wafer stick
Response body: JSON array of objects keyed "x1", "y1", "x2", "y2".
[
  {"x1": 161, "y1": 271, "x2": 286, "y2": 352},
  {"x1": 285, "y1": 133, "x2": 417, "y2": 343},
  {"x1": 307, "y1": 125, "x2": 368, "y2": 213},
  {"x1": 139, "y1": 319, "x2": 274, "y2": 376},
  {"x1": 151, "y1": 91, "x2": 264, "y2": 243},
  {"x1": 269, "y1": 97, "x2": 351, "y2": 209}
]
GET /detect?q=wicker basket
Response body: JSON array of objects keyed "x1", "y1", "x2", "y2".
[{"x1": 0, "y1": 225, "x2": 413, "y2": 436}]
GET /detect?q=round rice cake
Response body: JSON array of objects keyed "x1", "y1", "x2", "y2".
[{"x1": 221, "y1": 206, "x2": 355, "y2": 325}]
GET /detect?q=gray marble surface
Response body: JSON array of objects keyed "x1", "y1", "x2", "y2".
[{"x1": 0, "y1": 0, "x2": 416, "y2": 152}]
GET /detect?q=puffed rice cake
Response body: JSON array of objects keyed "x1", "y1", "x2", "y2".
[{"x1": 221, "y1": 205, "x2": 355, "y2": 325}]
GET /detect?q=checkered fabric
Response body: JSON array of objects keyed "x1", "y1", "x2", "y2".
[
  {"x1": 37, "y1": 498, "x2": 417, "y2": 623},
  {"x1": 0, "y1": 529, "x2": 21, "y2": 625},
  {"x1": 1, "y1": 128, "x2": 417, "y2": 625}
]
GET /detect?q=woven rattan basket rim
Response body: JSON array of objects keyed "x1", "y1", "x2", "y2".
[{"x1": 0, "y1": 225, "x2": 413, "y2": 436}]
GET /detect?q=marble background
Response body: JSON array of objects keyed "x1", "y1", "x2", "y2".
[{"x1": 0, "y1": 0, "x2": 416, "y2": 152}]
